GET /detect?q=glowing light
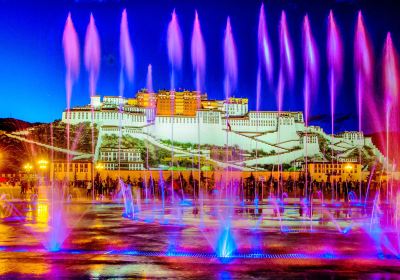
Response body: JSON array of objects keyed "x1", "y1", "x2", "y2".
[
  {"x1": 38, "y1": 159, "x2": 49, "y2": 170},
  {"x1": 345, "y1": 164, "x2": 353, "y2": 171},
  {"x1": 216, "y1": 225, "x2": 236, "y2": 259},
  {"x1": 95, "y1": 163, "x2": 105, "y2": 170},
  {"x1": 23, "y1": 163, "x2": 33, "y2": 172}
]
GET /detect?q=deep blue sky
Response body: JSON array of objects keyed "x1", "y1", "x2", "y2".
[{"x1": 0, "y1": 0, "x2": 398, "y2": 133}]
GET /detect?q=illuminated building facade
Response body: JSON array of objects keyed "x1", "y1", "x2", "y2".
[
  {"x1": 98, "y1": 147, "x2": 143, "y2": 171},
  {"x1": 307, "y1": 161, "x2": 363, "y2": 182},
  {"x1": 61, "y1": 89, "x2": 386, "y2": 170},
  {"x1": 50, "y1": 159, "x2": 93, "y2": 181}
]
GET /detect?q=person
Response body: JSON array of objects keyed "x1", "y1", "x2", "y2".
[{"x1": 86, "y1": 181, "x2": 92, "y2": 198}]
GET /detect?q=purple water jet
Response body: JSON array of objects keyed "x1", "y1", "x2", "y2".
[
  {"x1": 84, "y1": 13, "x2": 101, "y2": 180},
  {"x1": 257, "y1": 3, "x2": 273, "y2": 87},
  {"x1": 302, "y1": 14, "x2": 319, "y2": 126},
  {"x1": 354, "y1": 11, "x2": 374, "y2": 133},
  {"x1": 119, "y1": 9, "x2": 134, "y2": 97},
  {"x1": 167, "y1": 9, "x2": 183, "y2": 90},
  {"x1": 84, "y1": 14, "x2": 101, "y2": 96},
  {"x1": 146, "y1": 64, "x2": 154, "y2": 93},
  {"x1": 223, "y1": 17, "x2": 238, "y2": 100},
  {"x1": 191, "y1": 10, "x2": 206, "y2": 93},
  {"x1": 62, "y1": 13, "x2": 80, "y2": 155},
  {"x1": 257, "y1": 4, "x2": 273, "y2": 111},
  {"x1": 382, "y1": 32, "x2": 400, "y2": 175},
  {"x1": 383, "y1": 32, "x2": 399, "y2": 121},
  {"x1": 277, "y1": 11, "x2": 294, "y2": 111},
  {"x1": 63, "y1": 13, "x2": 80, "y2": 109},
  {"x1": 327, "y1": 10, "x2": 343, "y2": 135}
]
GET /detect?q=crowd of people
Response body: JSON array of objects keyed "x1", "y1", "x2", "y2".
[
  {"x1": 79, "y1": 172, "x2": 388, "y2": 204},
  {"x1": 1, "y1": 172, "x2": 390, "y2": 204}
]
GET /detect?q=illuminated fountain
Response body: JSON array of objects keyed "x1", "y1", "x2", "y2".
[
  {"x1": 115, "y1": 7, "x2": 400, "y2": 262},
  {"x1": 2, "y1": 6, "x2": 400, "y2": 273}
]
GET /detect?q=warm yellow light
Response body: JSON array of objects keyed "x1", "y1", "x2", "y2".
[
  {"x1": 95, "y1": 163, "x2": 104, "y2": 170},
  {"x1": 23, "y1": 163, "x2": 33, "y2": 172},
  {"x1": 38, "y1": 159, "x2": 49, "y2": 170},
  {"x1": 37, "y1": 159, "x2": 48, "y2": 165},
  {"x1": 345, "y1": 164, "x2": 353, "y2": 171}
]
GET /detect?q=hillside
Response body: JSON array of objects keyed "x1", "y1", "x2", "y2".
[
  {"x1": 0, "y1": 118, "x2": 41, "y2": 132},
  {"x1": 0, "y1": 120, "x2": 97, "y2": 173}
]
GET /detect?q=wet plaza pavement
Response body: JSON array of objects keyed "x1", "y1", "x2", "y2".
[{"x1": 1, "y1": 190, "x2": 400, "y2": 278}]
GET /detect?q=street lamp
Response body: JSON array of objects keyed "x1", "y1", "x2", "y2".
[
  {"x1": 344, "y1": 164, "x2": 353, "y2": 172},
  {"x1": 95, "y1": 163, "x2": 105, "y2": 171},
  {"x1": 38, "y1": 159, "x2": 49, "y2": 170},
  {"x1": 23, "y1": 163, "x2": 33, "y2": 172}
]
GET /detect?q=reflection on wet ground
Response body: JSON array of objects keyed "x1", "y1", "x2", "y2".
[{"x1": 1, "y1": 196, "x2": 400, "y2": 278}]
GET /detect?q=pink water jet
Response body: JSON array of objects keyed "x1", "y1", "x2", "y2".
[
  {"x1": 84, "y1": 14, "x2": 101, "y2": 96},
  {"x1": 191, "y1": 10, "x2": 206, "y2": 93},
  {"x1": 354, "y1": 11, "x2": 376, "y2": 133},
  {"x1": 382, "y1": 32, "x2": 400, "y2": 165},
  {"x1": 146, "y1": 64, "x2": 154, "y2": 93},
  {"x1": 62, "y1": 13, "x2": 80, "y2": 111},
  {"x1": 302, "y1": 14, "x2": 319, "y2": 126},
  {"x1": 383, "y1": 33, "x2": 399, "y2": 114},
  {"x1": 327, "y1": 10, "x2": 343, "y2": 135},
  {"x1": 62, "y1": 13, "x2": 80, "y2": 154},
  {"x1": 257, "y1": 4, "x2": 273, "y2": 111},
  {"x1": 119, "y1": 9, "x2": 134, "y2": 97},
  {"x1": 167, "y1": 9, "x2": 183, "y2": 90},
  {"x1": 223, "y1": 17, "x2": 238, "y2": 100},
  {"x1": 277, "y1": 11, "x2": 294, "y2": 111}
]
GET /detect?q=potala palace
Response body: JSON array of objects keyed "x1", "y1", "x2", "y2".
[{"x1": 61, "y1": 90, "x2": 386, "y2": 171}]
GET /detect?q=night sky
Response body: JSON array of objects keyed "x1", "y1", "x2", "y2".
[{"x1": 0, "y1": 0, "x2": 398, "y2": 133}]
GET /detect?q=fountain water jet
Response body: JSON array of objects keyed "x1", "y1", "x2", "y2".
[
  {"x1": 302, "y1": 14, "x2": 319, "y2": 127},
  {"x1": 257, "y1": 3, "x2": 273, "y2": 92},
  {"x1": 219, "y1": 16, "x2": 239, "y2": 258},
  {"x1": 223, "y1": 17, "x2": 238, "y2": 101},
  {"x1": 277, "y1": 11, "x2": 294, "y2": 112},
  {"x1": 191, "y1": 10, "x2": 206, "y2": 94},
  {"x1": 118, "y1": 9, "x2": 134, "y2": 180},
  {"x1": 62, "y1": 13, "x2": 80, "y2": 155},
  {"x1": 84, "y1": 14, "x2": 101, "y2": 97},
  {"x1": 256, "y1": 3, "x2": 273, "y2": 172},
  {"x1": 382, "y1": 32, "x2": 399, "y2": 199},
  {"x1": 354, "y1": 12, "x2": 374, "y2": 134},
  {"x1": 167, "y1": 9, "x2": 183, "y2": 90},
  {"x1": 119, "y1": 9, "x2": 134, "y2": 96},
  {"x1": 167, "y1": 10, "x2": 184, "y2": 203},
  {"x1": 327, "y1": 10, "x2": 343, "y2": 137},
  {"x1": 191, "y1": 10, "x2": 206, "y2": 221},
  {"x1": 146, "y1": 64, "x2": 154, "y2": 93},
  {"x1": 302, "y1": 14, "x2": 319, "y2": 209},
  {"x1": 84, "y1": 13, "x2": 101, "y2": 200}
]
